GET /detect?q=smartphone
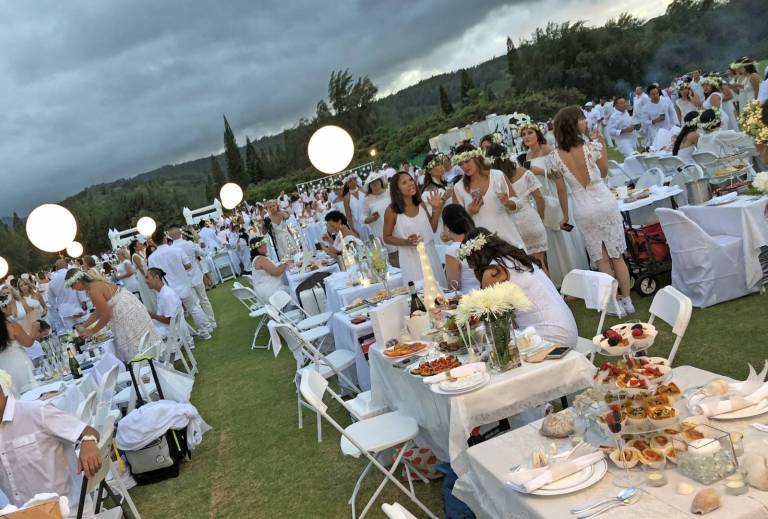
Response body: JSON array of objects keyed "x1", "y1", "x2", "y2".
[
  {"x1": 546, "y1": 346, "x2": 571, "y2": 359},
  {"x1": 471, "y1": 189, "x2": 482, "y2": 200},
  {"x1": 658, "y1": 114, "x2": 666, "y2": 121},
  {"x1": 560, "y1": 222, "x2": 574, "y2": 232},
  {"x1": 314, "y1": 243, "x2": 322, "y2": 251},
  {"x1": 523, "y1": 160, "x2": 532, "y2": 170}
]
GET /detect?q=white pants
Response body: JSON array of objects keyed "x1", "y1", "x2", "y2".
[
  {"x1": 192, "y1": 284, "x2": 215, "y2": 323},
  {"x1": 615, "y1": 137, "x2": 636, "y2": 157},
  {"x1": 181, "y1": 291, "x2": 212, "y2": 334}
]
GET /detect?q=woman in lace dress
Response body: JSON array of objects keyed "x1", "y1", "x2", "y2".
[
  {"x1": 249, "y1": 237, "x2": 293, "y2": 303},
  {"x1": 67, "y1": 269, "x2": 159, "y2": 363},
  {"x1": 549, "y1": 106, "x2": 634, "y2": 314}
]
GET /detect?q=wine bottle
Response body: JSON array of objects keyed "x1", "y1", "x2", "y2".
[
  {"x1": 68, "y1": 348, "x2": 82, "y2": 379},
  {"x1": 408, "y1": 281, "x2": 426, "y2": 315}
]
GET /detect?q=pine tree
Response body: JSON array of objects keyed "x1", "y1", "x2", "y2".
[
  {"x1": 485, "y1": 85, "x2": 496, "y2": 102},
  {"x1": 439, "y1": 85, "x2": 454, "y2": 115},
  {"x1": 205, "y1": 174, "x2": 216, "y2": 201},
  {"x1": 245, "y1": 137, "x2": 259, "y2": 183},
  {"x1": 506, "y1": 36, "x2": 517, "y2": 75},
  {"x1": 222, "y1": 115, "x2": 249, "y2": 188},
  {"x1": 460, "y1": 70, "x2": 475, "y2": 101},
  {"x1": 210, "y1": 154, "x2": 226, "y2": 191}
]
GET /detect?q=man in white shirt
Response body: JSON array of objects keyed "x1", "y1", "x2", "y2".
[
  {"x1": 169, "y1": 227, "x2": 216, "y2": 325},
  {"x1": 198, "y1": 222, "x2": 220, "y2": 252},
  {"x1": 0, "y1": 369, "x2": 101, "y2": 518},
  {"x1": 632, "y1": 86, "x2": 649, "y2": 114},
  {"x1": 599, "y1": 97, "x2": 614, "y2": 145},
  {"x1": 147, "y1": 228, "x2": 212, "y2": 340},
  {"x1": 641, "y1": 84, "x2": 679, "y2": 143},
  {"x1": 584, "y1": 102, "x2": 601, "y2": 130},
  {"x1": 689, "y1": 70, "x2": 705, "y2": 100},
  {"x1": 607, "y1": 97, "x2": 638, "y2": 157},
  {"x1": 47, "y1": 259, "x2": 85, "y2": 332},
  {"x1": 145, "y1": 268, "x2": 183, "y2": 337}
]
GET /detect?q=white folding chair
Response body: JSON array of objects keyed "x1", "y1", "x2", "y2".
[
  {"x1": 213, "y1": 251, "x2": 236, "y2": 281},
  {"x1": 269, "y1": 290, "x2": 332, "y2": 330},
  {"x1": 682, "y1": 164, "x2": 705, "y2": 180},
  {"x1": 273, "y1": 322, "x2": 360, "y2": 443},
  {"x1": 646, "y1": 285, "x2": 692, "y2": 366},
  {"x1": 560, "y1": 269, "x2": 619, "y2": 361},
  {"x1": 264, "y1": 304, "x2": 331, "y2": 349},
  {"x1": 300, "y1": 370, "x2": 436, "y2": 519},
  {"x1": 76, "y1": 390, "x2": 98, "y2": 424},
  {"x1": 167, "y1": 307, "x2": 198, "y2": 376},
  {"x1": 658, "y1": 156, "x2": 686, "y2": 176},
  {"x1": 382, "y1": 503, "x2": 418, "y2": 519},
  {"x1": 231, "y1": 286, "x2": 271, "y2": 349},
  {"x1": 635, "y1": 168, "x2": 665, "y2": 189},
  {"x1": 692, "y1": 151, "x2": 719, "y2": 178},
  {"x1": 76, "y1": 373, "x2": 99, "y2": 400},
  {"x1": 643, "y1": 155, "x2": 664, "y2": 172}
]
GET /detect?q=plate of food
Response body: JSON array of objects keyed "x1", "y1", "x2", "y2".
[
  {"x1": 382, "y1": 341, "x2": 430, "y2": 359},
  {"x1": 409, "y1": 355, "x2": 461, "y2": 376},
  {"x1": 593, "y1": 323, "x2": 657, "y2": 355}
]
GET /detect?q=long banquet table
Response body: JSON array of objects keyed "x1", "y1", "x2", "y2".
[
  {"x1": 452, "y1": 365, "x2": 768, "y2": 519},
  {"x1": 369, "y1": 346, "x2": 596, "y2": 474}
]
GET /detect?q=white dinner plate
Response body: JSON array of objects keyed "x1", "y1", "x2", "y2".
[
  {"x1": 711, "y1": 398, "x2": 768, "y2": 420},
  {"x1": 429, "y1": 373, "x2": 491, "y2": 396},
  {"x1": 439, "y1": 372, "x2": 488, "y2": 392},
  {"x1": 531, "y1": 459, "x2": 608, "y2": 496}
]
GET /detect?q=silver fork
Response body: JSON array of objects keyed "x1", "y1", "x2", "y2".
[{"x1": 577, "y1": 494, "x2": 639, "y2": 519}]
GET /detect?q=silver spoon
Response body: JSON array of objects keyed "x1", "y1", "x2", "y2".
[
  {"x1": 577, "y1": 493, "x2": 639, "y2": 519},
  {"x1": 570, "y1": 487, "x2": 637, "y2": 515}
]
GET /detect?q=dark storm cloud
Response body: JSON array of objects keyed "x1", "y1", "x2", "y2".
[{"x1": 0, "y1": 0, "x2": 662, "y2": 214}]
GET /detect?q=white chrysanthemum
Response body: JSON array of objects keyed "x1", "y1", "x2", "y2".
[
  {"x1": 753, "y1": 172, "x2": 768, "y2": 194},
  {"x1": 455, "y1": 281, "x2": 531, "y2": 324},
  {"x1": 0, "y1": 370, "x2": 12, "y2": 396}
]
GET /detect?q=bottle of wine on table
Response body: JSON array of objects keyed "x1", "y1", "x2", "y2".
[
  {"x1": 408, "y1": 281, "x2": 426, "y2": 315},
  {"x1": 68, "y1": 348, "x2": 82, "y2": 379}
]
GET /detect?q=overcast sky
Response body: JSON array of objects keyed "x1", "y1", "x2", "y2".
[{"x1": 0, "y1": 0, "x2": 669, "y2": 215}]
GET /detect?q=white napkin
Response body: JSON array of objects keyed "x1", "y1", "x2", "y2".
[
  {"x1": 730, "y1": 361, "x2": 768, "y2": 395},
  {"x1": 689, "y1": 363, "x2": 768, "y2": 417},
  {"x1": 580, "y1": 270, "x2": 615, "y2": 311},
  {"x1": 422, "y1": 362, "x2": 486, "y2": 385},
  {"x1": 506, "y1": 443, "x2": 604, "y2": 493}
]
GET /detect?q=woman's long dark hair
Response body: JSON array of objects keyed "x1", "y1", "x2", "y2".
[
  {"x1": 553, "y1": 106, "x2": 586, "y2": 152},
  {"x1": 0, "y1": 310, "x2": 9, "y2": 351},
  {"x1": 324, "y1": 210, "x2": 349, "y2": 226},
  {"x1": 421, "y1": 153, "x2": 447, "y2": 192},
  {"x1": 388, "y1": 171, "x2": 422, "y2": 214},
  {"x1": 673, "y1": 111, "x2": 700, "y2": 155},
  {"x1": 442, "y1": 204, "x2": 475, "y2": 235},
  {"x1": 128, "y1": 239, "x2": 139, "y2": 258},
  {"x1": 463, "y1": 227, "x2": 539, "y2": 282},
  {"x1": 249, "y1": 237, "x2": 267, "y2": 261},
  {"x1": 485, "y1": 143, "x2": 517, "y2": 179}
]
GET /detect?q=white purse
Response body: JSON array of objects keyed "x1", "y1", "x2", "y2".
[{"x1": 540, "y1": 168, "x2": 564, "y2": 230}]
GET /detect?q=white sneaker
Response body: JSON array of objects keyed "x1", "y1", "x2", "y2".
[{"x1": 620, "y1": 297, "x2": 635, "y2": 315}]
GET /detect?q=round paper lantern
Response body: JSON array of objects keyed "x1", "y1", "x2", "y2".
[
  {"x1": 66, "y1": 241, "x2": 83, "y2": 258},
  {"x1": 220, "y1": 183, "x2": 243, "y2": 209},
  {"x1": 136, "y1": 216, "x2": 157, "y2": 237},
  {"x1": 307, "y1": 125, "x2": 354, "y2": 174},
  {"x1": 0, "y1": 257, "x2": 8, "y2": 279},
  {"x1": 26, "y1": 204, "x2": 78, "y2": 253}
]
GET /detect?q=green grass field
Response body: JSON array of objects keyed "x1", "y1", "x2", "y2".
[{"x1": 130, "y1": 281, "x2": 765, "y2": 518}]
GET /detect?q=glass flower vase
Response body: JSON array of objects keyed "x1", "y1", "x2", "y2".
[{"x1": 482, "y1": 313, "x2": 521, "y2": 372}]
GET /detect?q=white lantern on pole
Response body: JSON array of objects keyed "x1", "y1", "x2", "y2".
[
  {"x1": 220, "y1": 183, "x2": 243, "y2": 209},
  {"x1": 25, "y1": 204, "x2": 78, "y2": 253},
  {"x1": 66, "y1": 241, "x2": 84, "y2": 258},
  {"x1": 0, "y1": 257, "x2": 8, "y2": 279},
  {"x1": 307, "y1": 125, "x2": 354, "y2": 174},
  {"x1": 136, "y1": 216, "x2": 157, "y2": 237}
]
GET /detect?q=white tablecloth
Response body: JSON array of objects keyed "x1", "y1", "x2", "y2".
[
  {"x1": 330, "y1": 312, "x2": 373, "y2": 390},
  {"x1": 369, "y1": 347, "x2": 596, "y2": 473},
  {"x1": 324, "y1": 270, "x2": 404, "y2": 314},
  {"x1": 617, "y1": 186, "x2": 683, "y2": 227},
  {"x1": 680, "y1": 196, "x2": 768, "y2": 288},
  {"x1": 283, "y1": 263, "x2": 340, "y2": 302},
  {"x1": 453, "y1": 365, "x2": 768, "y2": 519}
]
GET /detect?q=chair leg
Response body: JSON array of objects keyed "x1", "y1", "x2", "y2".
[
  {"x1": 349, "y1": 460, "x2": 375, "y2": 519},
  {"x1": 316, "y1": 410, "x2": 322, "y2": 443},
  {"x1": 360, "y1": 441, "x2": 417, "y2": 519},
  {"x1": 297, "y1": 392, "x2": 303, "y2": 430},
  {"x1": 108, "y1": 459, "x2": 141, "y2": 519}
]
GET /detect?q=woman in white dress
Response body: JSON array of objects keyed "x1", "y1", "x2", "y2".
[
  {"x1": 17, "y1": 279, "x2": 46, "y2": 322},
  {"x1": 361, "y1": 173, "x2": 398, "y2": 265},
  {"x1": 68, "y1": 269, "x2": 160, "y2": 363},
  {"x1": 265, "y1": 200, "x2": 292, "y2": 261},
  {"x1": 672, "y1": 111, "x2": 700, "y2": 165},
  {"x1": 696, "y1": 108, "x2": 757, "y2": 165},
  {"x1": 702, "y1": 76, "x2": 737, "y2": 131},
  {"x1": 383, "y1": 172, "x2": 447, "y2": 287},
  {"x1": 0, "y1": 296, "x2": 40, "y2": 396},
  {"x1": 441, "y1": 204, "x2": 480, "y2": 294},
  {"x1": 486, "y1": 142, "x2": 548, "y2": 271},
  {"x1": 249, "y1": 236, "x2": 293, "y2": 303},
  {"x1": 129, "y1": 239, "x2": 157, "y2": 312},
  {"x1": 420, "y1": 153, "x2": 453, "y2": 245},
  {"x1": 462, "y1": 228, "x2": 577, "y2": 349},
  {"x1": 549, "y1": 106, "x2": 634, "y2": 314},
  {"x1": 343, "y1": 175, "x2": 370, "y2": 241},
  {"x1": 734, "y1": 57, "x2": 761, "y2": 105},
  {"x1": 115, "y1": 248, "x2": 141, "y2": 297},
  {"x1": 451, "y1": 144, "x2": 526, "y2": 250},
  {"x1": 522, "y1": 123, "x2": 590, "y2": 286},
  {"x1": 675, "y1": 84, "x2": 700, "y2": 122}
]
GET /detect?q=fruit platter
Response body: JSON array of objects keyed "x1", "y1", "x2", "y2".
[{"x1": 592, "y1": 322, "x2": 658, "y2": 356}]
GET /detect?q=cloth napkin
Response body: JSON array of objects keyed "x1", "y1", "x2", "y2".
[
  {"x1": 689, "y1": 362, "x2": 768, "y2": 416},
  {"x1": 506, "y1": 443, "x2": 604, "y2": 493},
  {"x1": 267, "y1": 320, "x2": 283, "y2": 358},
  {"x1": 422, "y1": 362, "x2": 486, "y2": 385},
  {"x1": 580, "y1": 270, "x2": 615, "y2": 311}
]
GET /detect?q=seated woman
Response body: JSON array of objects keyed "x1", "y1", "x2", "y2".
[
  {"x1": 696, "y1": 108, "x2": 757, "y2": 158},
  {"x1": 441, "y1": 204, "x2": 480, "y2": 294},
  {"x1": 462, "y1": 228, "x2": 577, "y2": 349},
  {"x1": 249, "y1": 236, "x2": 293, "y2": 303},
  {"x1": 672, "y1": 111, "x2": 700, "y2": 165},
  {"x1": 322, "y1": 210, "x2": 362, "y2": 258}
]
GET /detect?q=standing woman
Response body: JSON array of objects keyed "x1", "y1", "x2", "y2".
[
  {"x1": 343, "y1": 174, "x2": 369, "y2": 241},
  {"x1": 735, "y1": 57, "x2": 760, "y2": 104},
  {"x1": 485, "y1": 142, "x2": 548, "y2": 272},
  {"x1": 115, "y1": 248, "x2": 141, "y2": 298},
  {"x1": 361, "y1": 173, "x2": 398, "y2": 265},
  {"x1": 549, "y1": 106, "x2": 634, "y2": 314},
  {"x1": 675, "y1": 83, "x2": 700, "y2": 121},
  {"x1": 702, "y1": 76, "x2": 735, "y2": 131},
  {"x1": 451, "y1": 144, "x2": 526, "y2": 250},
  {"x1": 383, "y1": 172, "x2": 447, "y2": 287},
  {"x1": 67, "y1": 269, "x2": 160, "y2": 363},
  {"x1": 130, "y1": 239, "x2": 157, "y2": 312},
  {"x1": 265, "y1": 199, "x2": 292, "y2": 261},
  {"x1": 0, "y1": 294, "x2": 40, "y2": 395},
  {"x1": 421, "y1": 152, "x2": 453, "y2": 244}
]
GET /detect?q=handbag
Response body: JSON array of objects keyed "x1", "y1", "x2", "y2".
[{"x1": 540, "y1": 167, "x2": 564, "y2": 230}]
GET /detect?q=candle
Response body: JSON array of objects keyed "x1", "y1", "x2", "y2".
[
  {"x1": 687, "y1": 438, "x2": 720, "y2": 457},
  {"x1": 645, "y1": 471, "x2": 667, "y2": 487},
  {"x1": 725, "y1": 480, "x2": 748, "y2": 495}
]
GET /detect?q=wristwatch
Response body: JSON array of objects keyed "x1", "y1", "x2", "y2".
[{"x1": 80, "y1": 435, "x2": 98, "y2": 444}]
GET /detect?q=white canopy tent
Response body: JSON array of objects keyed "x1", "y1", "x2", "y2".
[{"x1": 183, "y1": 199, "x2": 224, "y2": 226}]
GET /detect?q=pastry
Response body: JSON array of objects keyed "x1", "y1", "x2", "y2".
[
  {"x1": 648, "y1": 405, "x2": 678, "y2": 428},
  {"x1": 540, "y1": 413, "x2": 575, "y2": 438},
  {"x1": 609, "y1": 447, "x2": 639, "y2": 468},
  {"x1": 639, "y1": 447, "x2": 666, "y2": 468},
  {"x1": 691, "y1": 488, "x2": 721, "y2": 515}
]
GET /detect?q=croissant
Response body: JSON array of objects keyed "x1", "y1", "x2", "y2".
[
  {"x1": 744, "y1": 454, "x2": 768, "y2": 491},
  {"x1": 691, "y1": 488, "x2": 721, "y2": 515}
]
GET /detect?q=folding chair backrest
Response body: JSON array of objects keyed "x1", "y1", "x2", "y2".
[
  {"x1": 643, "y1": 156, "x2": 663, "y2": 172},
  {"x1": 682, "y1": 164, "x2": 705, "y2": 180},
  {"x1": 648, "y1": 285, "x2": 692, "y2": 365},
  {"x1": 295, "y1": 272, "x2": 332, "y2": 307},
  {"x1": 692, "y1": 151, "x2": 719, "y2": 177},
  {"x1": 77, "y1": 373, "x2": 99, "y2": 399},
  {"x1": 76, "y1": 390, "x2": 97, "y2": 424},
  {"x1": 232, "y1": 286, "x2": 262, "y2": 307},
  {"x1": 560, "y1": 269, "x2": 617, "y2": 357},
  {"x1": 635, "y1": 168, "x2": 665, "y2": 189},
  {"x1": 78, "y1": 415, "x2": 116, "y2": 511},
  {"x1": 299, "y1": 368, "x2": 330, "y2": 413},
  {"x1": 97, "y1": 364, "x2": 119, "y2": 404},
  {"x1": 273, "y1": 322, "x2": 309, "y2": 368},
  {"x1": 668, "y1": 170, "x2": 687, "y2": 190},
  {"x1": 655, "y1": 208, "x2": 717, "y2": 251},
  {"x1": 269, "y1": 290, "x2": 293, "y2": 311}
]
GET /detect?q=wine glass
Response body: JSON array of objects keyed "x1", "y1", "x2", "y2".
[{"x1": 606, "y1": 406, "x2": 640, "y2": 487}]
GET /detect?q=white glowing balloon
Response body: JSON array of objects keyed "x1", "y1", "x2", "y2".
[
  {"x1": 220, "y1": 183, "x2": 244, "y2": 209},
  {"x1": 136, "y1": 216, "x2": 157, "y2": 237},
  {"x1": 66, "y1": 241, "x2": 83, "y2": 258},
  {"x1": 0, "y1": 257, "x2": 8, "y2": 279},
  {"x1": 25, "y1": 204, "x2": 78, "y2": 252},
  {"x1": 307, "y1": 125, "x2": 354, "y2": 174}
]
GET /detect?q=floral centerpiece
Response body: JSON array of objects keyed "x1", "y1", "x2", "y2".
[
  {"x1": 739, "y1": 100, "x2": 768, "y2": 195},
  {"x1": 454, "y1": 281, "x2": 531, "y2": 371}
]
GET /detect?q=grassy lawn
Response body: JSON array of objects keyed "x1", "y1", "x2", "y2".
[{"x1": 130, "y1": 280, "x2": 766, "y2": 518}]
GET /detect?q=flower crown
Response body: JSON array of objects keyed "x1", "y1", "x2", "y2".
[
  {"x1": 698, "y1": 108, "x2": 722, "y2": 130},
  {"x1": 250, "y1": 237, "x2": 268, "y2": 250},
  {"x1": 730, "y1": 60, "x2": 757, "y2": 70},
  {"x1": 701, "y1": 76, "x2": 722, "y2": 88},
  {"x1": 491, "y1": 132, "x2": 504, "y2": 144},
  {"x1": 458, "y1": 233, "x2": 491, "y2": 260},
  {"x1": 685, "y1": 112, "x2": 701, "y2": 128},
  {"x1": 64, "y1": 270, "x2": 86, "y2": 288},
  {"x1": 425, "y1": 153, "x2": 447, "y2": 172},
  {"x1": 508, "y1": 112, "x2": 533, "y2": 131},
  {"x1": 452, "y1": 148, "x2": 489, "y2": 166}
]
